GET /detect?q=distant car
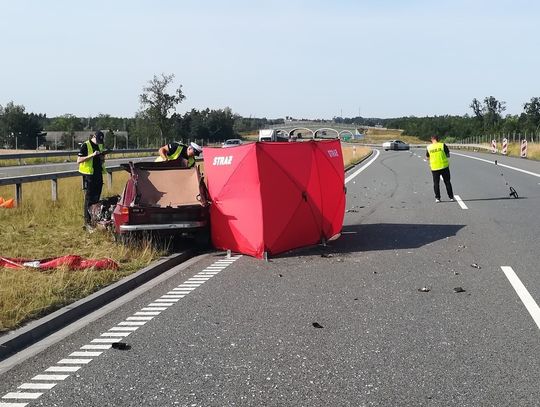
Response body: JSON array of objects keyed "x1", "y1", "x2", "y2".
[
  {"x1": 222, "y1": 139, "x2": 243, "y2": 148},
  {"x1": 383, "y1": 140, "x2": 410, "y2": 151}
]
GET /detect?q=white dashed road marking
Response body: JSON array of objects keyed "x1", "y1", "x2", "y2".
[
  {"x1": 501, "y1": 266, "x2": 540, "y2": 330},
  {"x1": 454, "y1": 195, "x2": 468, "y2": 210},
  {"x1": 0, "y1": 255, "x2": 242, "y2": 405}
]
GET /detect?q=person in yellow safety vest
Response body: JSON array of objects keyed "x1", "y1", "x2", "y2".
[
  {"x1": 426, "y1": 135, "x2": 454, "y2": 203},
  {"x1": 77, "y1": 130, "x2": 107, "y2": 228},
  {"x1": 157, "y1": 141, "x2": 202, "y2": 167}
]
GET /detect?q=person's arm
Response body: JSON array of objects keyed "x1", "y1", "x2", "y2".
[
  {"x1": 76, "y1": 144, "x2": 97, "y2": 164},
  {"x1": 158, "y1": 145, "x2": 170, "y2": 161},
  {"x1": 426, "y1": 148, "x2": 430, "y2": 159},
  {"x1": 444, "y1": 144, "x2": 450, "y2": 157}
]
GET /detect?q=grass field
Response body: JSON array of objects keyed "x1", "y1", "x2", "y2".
[
  {"x1": 476, "y1": 142, "x2": 540, "y2": 160},
  {"x1": 0, "y1": 174, "x2": 161, "y2": 333}
]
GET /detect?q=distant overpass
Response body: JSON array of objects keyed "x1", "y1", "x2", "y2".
[{"x1": 266, "y1": 121, "x2": 388, "y2": 139}]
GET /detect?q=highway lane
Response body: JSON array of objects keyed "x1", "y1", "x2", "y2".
[
  {"x1": 1, "y1": 148, "x2": 539, "y2": 406},
  {"x1": 0, "y1": 157, "x2": 155, "y2": 178}
]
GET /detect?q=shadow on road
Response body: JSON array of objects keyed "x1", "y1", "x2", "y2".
[{"x1": 275, "y1": 223, "x2": 466, "y2": 258}]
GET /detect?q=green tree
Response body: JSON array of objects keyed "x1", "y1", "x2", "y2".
[
  {"x1": 47, "y1": 114, "x2": 84, "y2": 149},
  {"x1": 139, "y1": 73, "x2": 185, "y2": 145},
  {"x1": 523, "y1": 97, "x2": 540, "y2": 134},
  {"x1": 469, "y1": 96, "x2": 506, "y2": 133},
  {"x1": 0, "y1": 102, "x2": 45, "y2": 149}
]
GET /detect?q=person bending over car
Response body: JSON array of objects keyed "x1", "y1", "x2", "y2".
[
  {"x1": 77, "y1": 130, "x2": 107, "y2": 228},
  {"x1": 156, "y1": 141, "x2": 202, "y2": 167}
]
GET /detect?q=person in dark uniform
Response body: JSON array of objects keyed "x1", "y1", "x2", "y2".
[
  {"x1": 426, "y1": 135, "x2": 454, "y2": 203},
  {"x1": 157, "y1": 141, "x2": 202, "y2": 167},
  {"x1": 77, "y1": 130, "x2": 107, "y2": 227}
]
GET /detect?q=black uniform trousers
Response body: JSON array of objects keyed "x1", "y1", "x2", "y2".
[
  {"x1": 431, "y1": 167, "x2": 454, "y2": 200},
  {"x1": 83, "y1": 174, "x2": 103, "y2": 224}
]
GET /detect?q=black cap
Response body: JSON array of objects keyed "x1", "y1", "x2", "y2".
[{"x1": 94, "y1": 131, "x2": 105, "y2": 143}]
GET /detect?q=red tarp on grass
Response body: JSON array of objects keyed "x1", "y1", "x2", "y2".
[
  {"x1": 204, "y1": 140, "x2": 345, "y2": 258},
  {"x1": 0, "y1": 255, "x2": 119, "y2": 270}
]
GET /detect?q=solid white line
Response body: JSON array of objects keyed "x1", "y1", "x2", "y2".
[
  {"x1": 45, "y1": 366, "x2": 80, "y2": 373},
  {"x1": 166, "y1": 291, "x2": 186, "y2": 296},
  {"x1": 501, "y1": 266, "x2": 540, "y2": 330},
  {"x1": 135, "y1": 311, "x2": 160, "y2": 316},
  {"x1": 0, "y1": 402, "x2": 30, "y2": 407},
  {"x1": 146, "y1": 303, "x2": 173, "y2": 307},
  {"x1": 58, "y1": 359, "x2": 92, "y2": 364},
  {"x1": 345, "y1": 149, "x2": 380, "y2": 184},
  {"x1": 92, "y1": 338, "x2": 125, "y2": 342},
  {"x1": 454, "y1": 195, "x2": 468, "y2": 210},
  {"x1": 31, "y1": 374, "x2": 69, "y2": 381},
  {"x1": 141, "y1": 307, "x2": 167, "y2": 311},
  {"x1": 2, "y1": 392, "x2": 43, "y2": 400},
  {"x1": 453, "y1": 152, "x2": 540, "y2": 178},
  {"x1": 177, "y1": 283, "x2": 202, "y2": 287},
  {"x1": 18, "y1": 383, "x2": 56, "y2": 390},
  {"x1": 126, "y1": 316, "x2": 154, "y2": 321},
  {"x1": 155, "y1": 298, "x2": 179, "y2": 303}
]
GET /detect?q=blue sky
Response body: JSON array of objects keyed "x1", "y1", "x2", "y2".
[{"x1": 1, "y1": 0, "x2": 539, "y2": 119}]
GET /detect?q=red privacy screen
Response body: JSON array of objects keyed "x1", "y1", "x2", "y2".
[{"x1": 204, "y1": 140, "x2": 345, "y2": 258}]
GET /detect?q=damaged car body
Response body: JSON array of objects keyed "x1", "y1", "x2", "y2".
[{"x1": 112, "y1": 161, "x2": 211, "y2": 245}]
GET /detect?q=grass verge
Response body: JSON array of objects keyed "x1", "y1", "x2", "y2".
[{"x1": 0, "y1": 174, "x2": 161, "y2": 333}]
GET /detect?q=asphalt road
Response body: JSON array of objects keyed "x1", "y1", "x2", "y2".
[{"x1": 1, "y1": 148, "x2": 539, "y2": 406}]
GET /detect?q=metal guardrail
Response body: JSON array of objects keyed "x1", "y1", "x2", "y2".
[
  {"x1": 0, "y1": 157, "x2": 204, "y2": 205},
  {"x1": 0, "y1": 166, "x2": 125, "y2": 204},
  {"x1": 0, "y1": 148, "x2": 156, "y2": 163}
]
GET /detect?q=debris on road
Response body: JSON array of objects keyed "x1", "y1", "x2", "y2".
[
  {"x1": 112, "y1": 342, "x2": 131, "y2": 350},
  {"x1": 471, "y1": 263, "x2": 481, "y2": 269},
  {"x1": 321, "y1": 253, "x2": 333, "y2": 258},
  {"x1": 312, "y1": 322, "x2": 324, "y2": 328},
  {"x1": 418, "y1": 287, "x2": 431, "y2": 292},
  {"x1": 453, "y1": 287, "x2": 466, "y2": 293}
]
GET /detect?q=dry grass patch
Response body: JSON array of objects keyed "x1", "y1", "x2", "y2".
[
  {"x1": 0, "y1": 174, "x2": 162, "y2": 332},
  {"x1": 342, "y1": 145, "x2": 371, "y2": 167}
]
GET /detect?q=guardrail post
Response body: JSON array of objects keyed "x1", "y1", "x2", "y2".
[
  {"x1": 15, "y1": 183, "x2": 22, "y2": 206},
  {"x1": 107, "y1": 172, "x2": 112, "y2": 190},
  {"x1": 51, "y1": 178, "x2": 58, "y2": 201}
]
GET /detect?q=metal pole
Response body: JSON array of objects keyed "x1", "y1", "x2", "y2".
[{"x1": 51, "y1": 178, "x2": 58, "y2": 201}]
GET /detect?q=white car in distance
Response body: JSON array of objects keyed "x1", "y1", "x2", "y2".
[{"x1": 222, "y1": 139, "x2": 243, "y2": 148}]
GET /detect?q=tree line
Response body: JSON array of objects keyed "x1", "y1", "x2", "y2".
[
  {"x1": 335, "y1": 96, "x2": 540, "y2": 142},
  {"x1": 1, "y1": 72, "x2": 539, "y2": 149}
]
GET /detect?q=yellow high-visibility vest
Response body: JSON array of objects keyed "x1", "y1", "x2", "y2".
[
  {"x1": 427, "y1": 142, "x2": 449, "y2": 171},
  {"x1": 78, "y1": 141, "x2": 107, "y2": 175},
  {"x1": 168, "y1": 144, "x2": 195, "y2": 167}
]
